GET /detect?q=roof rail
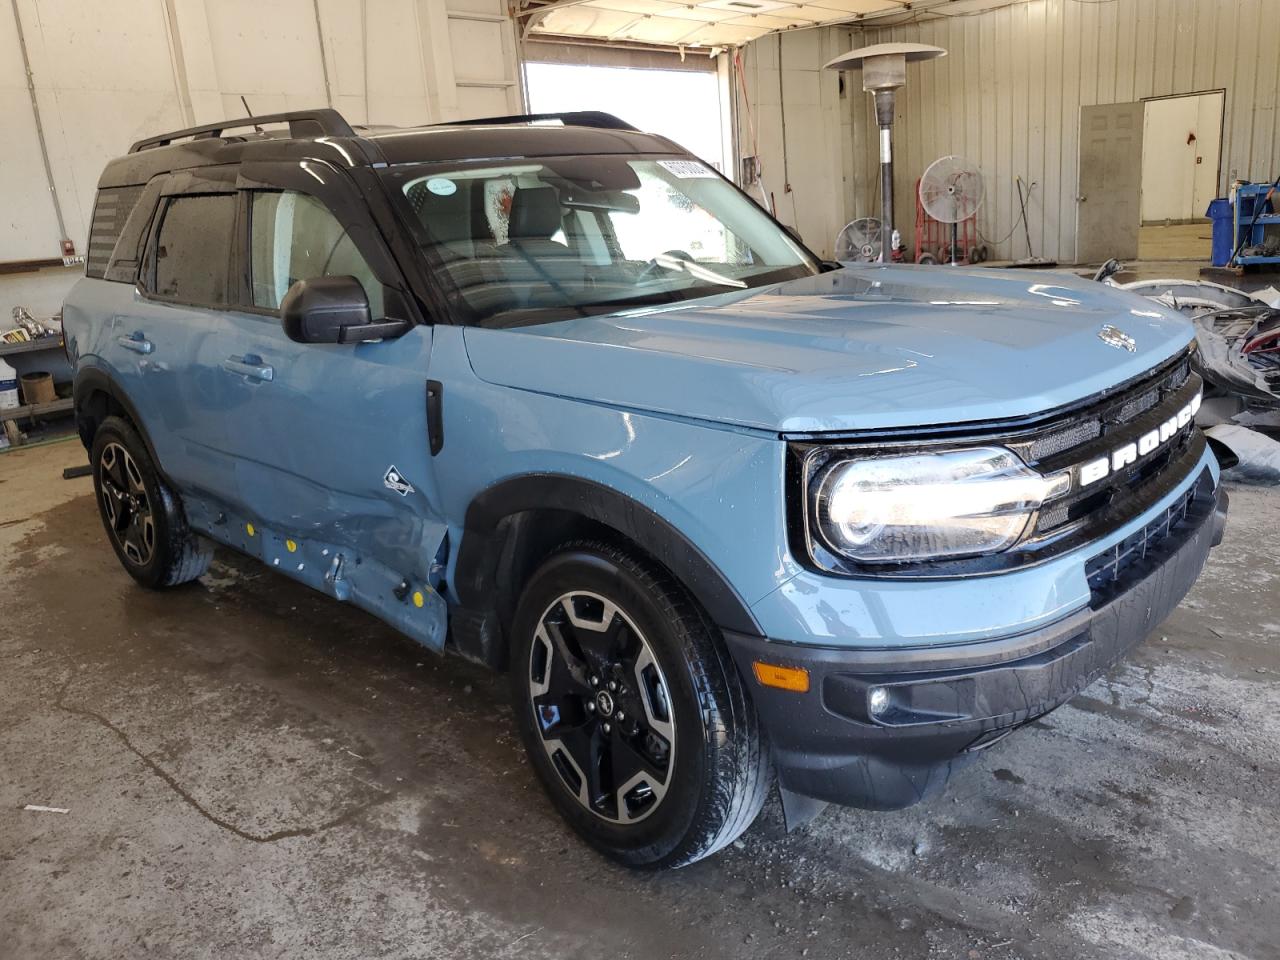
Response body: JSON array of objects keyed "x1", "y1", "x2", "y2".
[
  {"x1": 129, "y1": 108, "x2": 356, "y2": 153},
  {"x1": 439, "y1": 111, "x2": 638, "y2": 132}
]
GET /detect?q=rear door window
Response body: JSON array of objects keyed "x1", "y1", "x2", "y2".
[{"x1": 151, "y1": 194, "x2": 236, "y2": 306}]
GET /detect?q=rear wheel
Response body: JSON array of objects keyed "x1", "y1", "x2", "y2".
[
  {"x1": 510, "y1": 541, "x2": 771, "y2": 868},
  {"x1": 91, "y1": 416, "x2": 212, "y2": 588}
]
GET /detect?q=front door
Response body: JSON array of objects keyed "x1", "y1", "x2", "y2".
[
  {"x1": 1076, "y1": 101, "x2": 1145, "y2": 263},
  {"x1": 212, "y1": 160, "x2": 448, "y2": 649}
]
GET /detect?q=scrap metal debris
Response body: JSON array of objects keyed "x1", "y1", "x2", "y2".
[
  {"x1": 1105, "y1": 277, "x2": 1280, "y2": 411},
  {"x1": 1204, "y1": 424, "x2": 1280, "y2": 485},
  {"x1": 1191, "y1": 304, "x2": 1280, "y2": 404},
  {"x1": 1, "y1": 306, "x2": 61, "y2": 344},
  {"x1": 1100, "y1": 275, "x2": 1280, "y2": 484},
  {"x1": 1110, "y1": 278, "x2": 1265, "y2": 313}
]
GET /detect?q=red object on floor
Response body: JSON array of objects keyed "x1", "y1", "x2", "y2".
[{"x1": 914, "y1": 177, "x2": 979, "y2": 264}]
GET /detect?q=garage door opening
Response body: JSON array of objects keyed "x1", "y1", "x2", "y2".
[
  {"x1": 1138, "y1": 91, "x2": 1225, "y2": 261},
  {"x1": 522, "y1": 43, "x2": 732, "y2": 174}
]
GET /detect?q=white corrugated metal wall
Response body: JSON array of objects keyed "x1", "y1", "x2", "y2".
[
  {"x1": 737, "y1": 0, "x2": 1280, "y2": 263},
  {"x1": 0, "y1": 0, "x2": 522, "y2": 267},
  {"x1": 733, "y1": 28, "x2": 857, "y2": 260}
]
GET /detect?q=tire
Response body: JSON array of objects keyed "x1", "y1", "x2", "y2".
[
  {"x1": 90, "y1": 415, "x2": 213, "y2": 589},
  {"x1": 916, "y1": 252, "x2": 937, "y2": 265},
  {"x1": 510, "y1": 540, "x2": 771, "y2": 868}
]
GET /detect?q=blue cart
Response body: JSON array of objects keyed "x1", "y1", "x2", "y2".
[{"x1": 1233, "y1": 182, "x2": 1280, "y2": 267}]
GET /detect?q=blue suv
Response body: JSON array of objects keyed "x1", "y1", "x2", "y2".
[{"x1": 64, "y1": 109, "x2": 1227, "y2": 868}]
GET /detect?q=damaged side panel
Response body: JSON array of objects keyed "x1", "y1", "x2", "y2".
[
  {"x1": 184, "y1": 492, "x2": 448, "y2": 650},
  {"x1": 192, "y1": 318, "x2": 452, "y2": 650}
]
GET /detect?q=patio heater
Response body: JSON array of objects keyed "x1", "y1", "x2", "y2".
[{"x1": 825, "y1": 43, "x2": 946, "y2": 261}]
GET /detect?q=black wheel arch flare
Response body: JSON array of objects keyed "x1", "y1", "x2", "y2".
[
  {"x1": 452, "y1": 474, "x2": 766, "y2": 667},
  {"x1": 73, "y1": 368, "x2": 165, "y2": 473}
]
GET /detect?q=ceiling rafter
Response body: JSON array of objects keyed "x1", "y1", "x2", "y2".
[{"x1": 514, "y1": 0, "x2": 907, "y2": 49}]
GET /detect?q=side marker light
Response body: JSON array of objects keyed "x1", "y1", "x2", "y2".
[{"x1": 752, "y1": 661, "x2": 810, "y2": 693}]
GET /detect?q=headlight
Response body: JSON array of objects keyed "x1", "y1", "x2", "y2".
[{"x1": 814, "y1": 446, "x2": 1069, "y2": 564}]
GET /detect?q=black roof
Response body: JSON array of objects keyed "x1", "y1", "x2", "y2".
[{"x1": 99, "y1": 109, "x2": 683, "y2": 188}]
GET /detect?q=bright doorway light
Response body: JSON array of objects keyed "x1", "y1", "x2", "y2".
[{"x1": 524, "y1": 61, "x2": 728, "y2": 173}]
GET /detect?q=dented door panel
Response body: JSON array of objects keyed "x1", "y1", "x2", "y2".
[{"x1": 204, "y1": 317, "x2": 449, "y2": 649}]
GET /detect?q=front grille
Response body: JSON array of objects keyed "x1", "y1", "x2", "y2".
[
  {"x1": 1016, "y1": 356, "x2": 1200, "y2": 543},
  {"x1": 1085, "y1": 471, "x2": 1212, "y2": 601},
  {"x1": 1029, "y1": 419, "x2": 1102, "y2": 460}
]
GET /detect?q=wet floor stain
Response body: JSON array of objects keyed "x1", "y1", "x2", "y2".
[{"x1": 3, "y1": 443, "x2": 1279, "y2": 960}]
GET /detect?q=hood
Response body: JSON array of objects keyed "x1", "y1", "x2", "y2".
[{"x1": 462, "y1": 264, "x2": 1195, "y2": 434}]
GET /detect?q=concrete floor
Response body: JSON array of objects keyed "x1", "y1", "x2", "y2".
[
  {"x1": 1137, "y1": 223, "x2": 1213, "y2": 262},
  {"x1": 3, "y1": 439, "x2": 1279, "y2": 960}
]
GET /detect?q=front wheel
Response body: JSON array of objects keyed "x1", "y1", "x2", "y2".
[{"x1": 510, "y1": 541, "x2": 771, "y2": 868}]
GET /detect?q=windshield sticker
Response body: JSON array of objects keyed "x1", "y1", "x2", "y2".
[
  {"x1": 426, "y1": 178, "x2": 457, "y2": 197},
  {"x1": 658, "y1": 160, "x2": 717, "y2": 179},
  {"x1": 383, "y1": 465, "x2": 415, "y2": 497}
]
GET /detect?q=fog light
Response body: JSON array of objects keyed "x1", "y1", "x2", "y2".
[{"x1": 868, "y1": 686, "x2": 890, "y2": 716}]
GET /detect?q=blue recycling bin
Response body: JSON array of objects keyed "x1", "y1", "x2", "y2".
[{"x1": 1207, "y1": 198, "x2": 1234, "y2": 267}]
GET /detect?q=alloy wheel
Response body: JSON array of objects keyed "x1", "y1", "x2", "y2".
[
  {"x1": 98, "y1": 442, "x2": 156, "y2": 567},
  {"x1": 528, "y1": 591, "x2": 676, "y2": 823}
]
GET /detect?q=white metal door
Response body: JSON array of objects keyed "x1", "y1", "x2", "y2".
[
  {"x1": 1076, "y1": 102, "x2": 1145, "y2": 264},
  {"x1": 1141, "y1": 92, "x2": 1225, "y2": 223}
]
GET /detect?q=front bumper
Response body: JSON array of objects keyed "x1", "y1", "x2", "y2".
[{"x1": 724, "y1": 472, "x2": 1228, "y2": 812}]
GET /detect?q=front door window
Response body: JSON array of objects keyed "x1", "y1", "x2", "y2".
[{"x1": 249, "y1": 190, "x2": 384, "y2": 316}]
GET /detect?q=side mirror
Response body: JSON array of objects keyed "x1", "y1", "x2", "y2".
[{"x1": 280, "y1": 276, "x2": 409, "y2": 344}]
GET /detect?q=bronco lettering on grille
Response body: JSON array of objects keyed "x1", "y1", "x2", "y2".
[{"x1": 1078, "y1": 391, "x2": 1201, "y2": 488}]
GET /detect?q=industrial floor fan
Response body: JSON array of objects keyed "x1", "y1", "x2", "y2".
[
  {"x1": 919, "y1": 156, "x2": 986, "y2": 265},
  {"x1": 834, "y1": 217, "x2": 883, "y2": 262}
]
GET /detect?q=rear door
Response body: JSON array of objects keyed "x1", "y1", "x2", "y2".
[
  {"x1": 212, "y1": 159, "x2": 448, "y2": 649},
  {"x1": 116, "y1": 168, "x2": 242, "y2": 497}
]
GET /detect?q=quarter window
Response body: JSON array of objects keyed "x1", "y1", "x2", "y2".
[
  {"x1": 249, "y1": 191, "x2": 383, "y2": 316},
  {"x1": 152, "y1": 194, "x2": 236, "y2": 305},
  {"x1": 86, "y1": 185, "x2": 147, "y2": 280}
]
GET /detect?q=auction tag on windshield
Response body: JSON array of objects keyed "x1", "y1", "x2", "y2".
[{"x1": 658, "y1": 160, "x2": 717, "y2": 179}]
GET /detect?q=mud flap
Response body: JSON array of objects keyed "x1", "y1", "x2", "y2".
[{"x1": 778, "y1": 784, "x2": 829, "y2": 833}]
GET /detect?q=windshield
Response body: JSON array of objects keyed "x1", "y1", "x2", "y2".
[{"x1": 380, "y1": 154, "x2": 819, "y2": 328}]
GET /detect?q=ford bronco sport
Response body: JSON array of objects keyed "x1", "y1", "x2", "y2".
[{"x1": 64, "y1": 108, "x2": 1227, "y2": 868}]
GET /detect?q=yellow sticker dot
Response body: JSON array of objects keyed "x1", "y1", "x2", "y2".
[
  {"x1": 412, "y1": 591, "x2": 425, "y2": 609},
  {"x1": 246, "y1": 523, "x2": 255, "y2": 537},
  {"x1": 286, "y1": 539, "x2": 297, "y2": 553}
]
